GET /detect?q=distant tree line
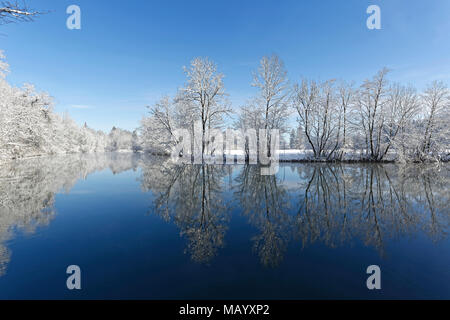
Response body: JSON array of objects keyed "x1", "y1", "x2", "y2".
[
  {"x1": 1, "y1": 50, "x2": 448, "y2": 163},
  {"x1": 141, "y1": 55, "x2": 449, "y2": 163},
  {"x1": 0, "y1": 51, "x2": 138, "y2": 161}
]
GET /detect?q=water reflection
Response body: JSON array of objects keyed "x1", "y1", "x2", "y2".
[
  {"x1": 0, "y1": 154, "x2": 449, "y2": 277},
  {"x1": 235, "y1": 165, "x2": 291, "y2": 267},
  {"x1": 140, "y1": 160, "x2": 230, "y2": 263},
  {"x1": 0, "y1": 153, "x2": 140, "y2": 276},
  {"x1": 292, "y1": 164, "x2": 450, "y2": 255},
  {"x1": 140, "y1": 161, "x2": 449, "y2": 267}
]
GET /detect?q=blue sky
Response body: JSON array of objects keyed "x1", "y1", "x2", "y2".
[{"x1": 1, "y1": 0, "x2": 450, "y2": 131}]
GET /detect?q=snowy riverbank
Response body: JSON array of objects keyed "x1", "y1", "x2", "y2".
[
  {"x1": 152, "y1": 149, "x2": 450, "y2": 163},
  {"x1": 2, "y1": 149, "x2": 449, "y2": 165}
]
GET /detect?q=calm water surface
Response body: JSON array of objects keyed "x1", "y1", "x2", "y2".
[{"x1": 0, "y1": 153, "x2": 449, "y2": 299}]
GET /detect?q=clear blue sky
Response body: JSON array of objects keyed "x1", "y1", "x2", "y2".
[{"x1": 1, "y1": 0, "x2": 450, "y2": 131}]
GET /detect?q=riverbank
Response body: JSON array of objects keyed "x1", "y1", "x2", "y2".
[
  {"x1": 2, "y1": 149, "x2": 449, "y2": 165},
  {"x1": 171, "y1": 149, "x2": 450, "y2": 163}
]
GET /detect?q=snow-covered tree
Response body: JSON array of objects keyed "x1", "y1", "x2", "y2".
[
  {"x1": 177, "y1": 57, "x2": 231, "y2": 158},
  {"x1": 0, "y1": 51, "x2": 118, "y2": 160},
  {"x1": 418, "y1": 81, "x2": 449, "y2": 161},
  {"x1": 353, "y1": 68, "x2": 392, "y2": 161},
  {"x1": 140, "y1": 96, "x2": 180, "y2": 154},
  {"x1": 383, "y1": 83, "x2": 420, "y2": 162},
  {"x1": 140, "y1": 57, "x2": 231, "y2": 158},
  {"x1": 108, "y1": 127, "x2": 134, "y2": 152},
  {"x1": 252, "y1": 54, "x2": 291, "y2": 156},
  {"x1": 0, "y1": 1, "x2": 44, "y2": 25},
  {"x1": 293, "y1": 79, "x2": 344, "y2": 159},
  {"x1": 337, "y1": 81, "x2": 356, "y2": 150}
]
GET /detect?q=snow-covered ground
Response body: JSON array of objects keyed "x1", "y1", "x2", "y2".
[{"x1": 223, "y1": 149, "x2": 399, "y2": 162}]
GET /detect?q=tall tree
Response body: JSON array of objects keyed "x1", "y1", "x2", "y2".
[
  {"x1": 177, "y1": 57, "x2": 231, "y2": 159},
  {"x1": 293, "y1": 79, "x2": 343, "y2": 159},
  {"x1": 420, "y1": 81, "x2": 449, "y2": 159},
  {"x1": 338, "y1": 81, "x2": 355, "y2": 150},
  {"x1": 252, "y1": 54, "x2": 291, "y2": 156},
  {"x1": 354, "y1": 68, "x2": 390, "y2": 160}
]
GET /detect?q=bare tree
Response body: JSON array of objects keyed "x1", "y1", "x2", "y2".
[
  {"x1": 337, "y1": 81, "x2": 355, "y2": 150},
  {"x1": 354, "y1": 68, "x2": 391, "y2": 161},
  {"x1": 293, "y1": 79, "x2": 343, "y2": 159},
  {"x1": 252, "y1": 54, "x2": 291, "y2": 156},
  {"x1": 0, "y1": 1, "x2": 44, "y2": 25},
  {"x1": 292, "y1": 79, "x2": 318, "y2": 156},
  {"x1": 352, "y1": 69, "x2": 427, "y2": 162},
  {"x1": 234, "y1": 100, "x2": 264, "y2": 161},
  {"x1": 140, "y1": 96, "x2": 180, "y2": 154},
  {"x1": 139, "y1": 58, "x2": 231, "y2": 158},
  {"x1": 419, "y1": 81, "x2": 449, "y2": 160},
  {"x1": 177, "y1": 57, "x2": 231, "y2": 159},
  {"x1": 385, "y1": 83, "x2": 420, "y2": 162}
]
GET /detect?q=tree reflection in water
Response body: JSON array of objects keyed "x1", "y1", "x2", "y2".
[
  {"x1": 0, "y1": 153, "x2": 140, "y2": 276},
  {"x1": 141, "y1": 159, "x2": 230, "y2": 264},
  {"x1": 143, "y1": 161, "x2": 449, "y2": 267},
  {"x1": 0, "y1": 155, "x2": 448, "y2": 276},
  {"x1": 234, "y1": 165, "x2": 292, "y2": 267},
  {"x1": 294, "y1": 164, "x2": 449, "y2": 256}
]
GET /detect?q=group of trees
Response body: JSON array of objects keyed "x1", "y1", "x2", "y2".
[
  {"x1": 108, "y1": 127, "x2": 141, "y2": 153},
  {"x1": 1, "y1": 1, "x2": 448, "y2": 163},
  {"x1": 0, "y1": 51, "x2": 137, "y2": 161},
  {"x1": 247, "y1": 58, "x2": 449, "y2": 162},
  {"x1": 142, "y1": 55, "x2": 449, "y2": 163},
  {"x1": 1, "y1": 48, "x2": 448, "y2": 163},
  {"x1": 140, "y1": 57, "x2": 232, "y2": 159}
]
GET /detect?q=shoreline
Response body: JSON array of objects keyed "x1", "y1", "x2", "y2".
[{"x1": 1, "y1": 151, "x2": 448, "y2": 165}]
